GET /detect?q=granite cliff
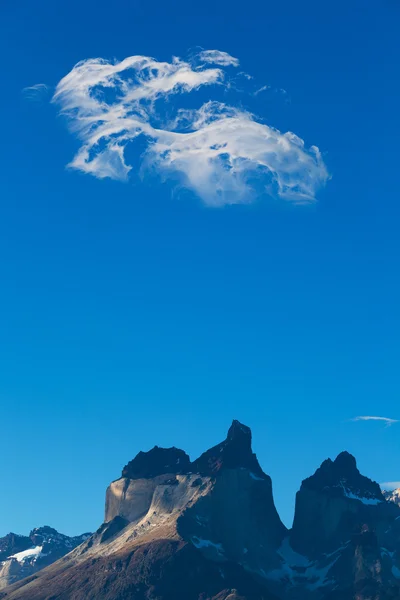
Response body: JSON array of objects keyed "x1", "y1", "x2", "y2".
[{"x1": 1, "y1": 421, "x2": 399, "y2": 600}]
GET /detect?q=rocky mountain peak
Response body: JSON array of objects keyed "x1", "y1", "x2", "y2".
[
  {"x1": 333, "y1": 450, "x2": 357, "y2": 471},
  {"x1": 301, "y1": 451, "x2": 384, "y2": 502},
  {"x1": 191, "y1": 420, "x2": 266, "y2": 478},
  {"x1": 290, "y1": 451, "x2": 391, "y2": 558},
  {"x1": 117, "y1": 421, "x2": 263, "y2": 482},
  {"x1": 227, "y1": 419, "x2": 252, "y2": 446},
  {"x1": 121, "y1": 446, "x2": 191, "y2": 479},
  {"x1": 29, "y1": 526, "x2": 59, "y2": 545}
]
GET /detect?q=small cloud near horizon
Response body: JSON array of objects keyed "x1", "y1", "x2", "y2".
[
  {"x1": 380, "y1": 481, "x2": 400, "y2": 491},
  {"x1": 352, "y1": 415, "x2": 399, "y2": 427},
  {"x1": 22, "y1": 83, "x2": 50, "y2": 101}
]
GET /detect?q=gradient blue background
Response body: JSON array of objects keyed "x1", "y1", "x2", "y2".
[{"x1": 0, "y1": 0, "x2": 399, "y2": 535}]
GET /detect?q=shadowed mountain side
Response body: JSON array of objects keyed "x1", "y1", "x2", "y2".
[
  {"x1": 1, "y1": 539, "x2": 277, "y2": 600},
  {"x1": 291, "y1": 451, "x2": 398, "y2": 557}
]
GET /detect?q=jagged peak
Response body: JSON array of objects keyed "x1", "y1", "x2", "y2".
[
  {"x1": 28, "y1": 526, "x2": 91, "y2": 547},
  {"x1": 191, "y1": 420, "x2": 267, "y2": 478},
  {"x1": 227, "y1": 419, "x2": 252, "y2": 446},
  {"x1": 30, "y1": 526, "x2": 59, "y2": 537},
  {"x1": 121, "y1": 445, "x2": 191, "y2": 480},
  {"x1": 0, "y1": 532, "x2": 26, "y2": 540},
  {"x1": 119, "y1": 421, "x2": 267, "y2": 481},
  {"x1": 301, "y1": 450, "x2": 384, "y2": 503},
  {"x1": 334, "y1": 450, "x2": 357, "y2": 472}
]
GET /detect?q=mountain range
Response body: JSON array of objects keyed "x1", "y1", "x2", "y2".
[
  {"x1": 0, "y1": 527, "x2": 90, "y2": 591},
  {"x1": 0, "y1": 420, "x2": 399, "y2": 599},
  {"x1": 383, "y1": 489, "x2": 400, "y2": 508}
]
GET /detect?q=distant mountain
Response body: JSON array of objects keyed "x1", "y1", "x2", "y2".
[
  {"x1": 383, "y1": 488, "x2": 400, "y2": 507},
  {"x1": 1, "y1": 421, "x2": 400, "y2": 600},
  {"x1": 291, "y1": 450, "x2": 389, "y2": 557},
  {"x1": 0, "y1": 526, "x2": 91, "y2": 590}
]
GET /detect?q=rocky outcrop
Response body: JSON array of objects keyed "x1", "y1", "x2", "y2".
[
  {"x1": 322, "y1": 526, "x2": 400, "y2": 600},
  {"x1": 122, "y1": 446, "x2": 190, "y2": 479},
  {"x1": 290, "y1": 451, "x2": 395, "y2": 557},
  {"x1": 2, "y1": 422, "x2": 400, "y2": 600},
  {"x1": 0, "y1": 527, "x2": 91, "y2": 590},
  {"x1": 3, "y1": 421, "x2": 285, "y2": 600},
  {"x1": 105, "y1": 420, "x2": 286, "y2": 572},
  {"x1": 191, "y1": 420, "x2": 267, "y2": 478},
  {"x1": 178, "y1": 467, "x2": 286, "y2": 570},
  {"x1": 272, "y1": 451, "x2": 400, "y2": 599}
]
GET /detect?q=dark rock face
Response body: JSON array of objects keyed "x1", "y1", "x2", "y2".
[
  {"x1": 122, "y1": 446, "x2": 191, "y2": 479},
  {"x1": 177, "y1": 468, "x2": 287, "y2": 572},
  {"x1": 323, "y1": 527, "x2": 400, "y2": 600},
  {"x1": 192, "y1": 420, "x2": 267, "y2": 478},
  {"x1": 300, "y1": 451, "x2": 384, "y2": 501},
  {"x1": 120, "y1": 421, "x2": 265, "y2": 482},
  {"x1": 0, "y1": 536, "x2": 31, "y2": 563},
  {"x1": 290, "y1": 451, "x2": 394, "y2": 557},
  {"x1": 96, "y1": 516, "x2": 130, "y2": 545}
]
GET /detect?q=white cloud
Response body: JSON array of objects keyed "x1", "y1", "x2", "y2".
[
  {"x1": 23, "y1": 83, "x2": 50, "y2": 101},
  {"x1": 197, "y1": 49, "x2": 239, "y2": 67},
  {"x1": 380, "y1": 481, "x2": 400, "y2": 491},
  {"x1": 253, "y1": 85, "x2": 271, "y2": 96},
  {"x1": 352, "y1": 416, "x2": 399, "y2": 427},
  {"x1": 52, "y1": 51, "x2": 329, "y2": 206}
]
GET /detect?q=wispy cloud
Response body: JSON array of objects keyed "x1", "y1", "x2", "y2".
[
  {"x1": 23, "y1": 83, "x2": 50, "y2": 101},
  {"x1": 52, "y1": 50, "x2": 329, "y2": 206},
  {"x1": 352, "y1": 416, "x2": 399, "y2": 427},
  {"x1": 380, "y1": 481, "x2": 400, "y2": 491},
  {"x1": 253, "y1": 85, "x2": 271, "y2": 96},
  {"x1": 197, "y1": 49, "x2": 239, "y2": 67}
]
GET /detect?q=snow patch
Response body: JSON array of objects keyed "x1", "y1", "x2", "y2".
[
  {"x1": 249, "y1": 472, "x2": 265, "y2": 482},
  {"x1": 265, "y1": 537, "x2": 341, "y2": 591},
  {"x1": 342, "y1": 489, "x2": 382, "y2": 505},
  {"x1": 191, "y1": 537, "x2": 224, "y2": 554},
  {"x1": 9, "y1": 546, "x2": 43, "y2": 563},
  {"x1": 305, "y1": 561, "x2": 337, "y2": 591},
  {"x1": 277, "y1": 537, "x2": 311, "y2": 567}
]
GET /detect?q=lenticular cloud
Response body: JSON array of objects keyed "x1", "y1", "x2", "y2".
[{"x1": 53, "y1": 50, "x2": 329, "y2": 206}]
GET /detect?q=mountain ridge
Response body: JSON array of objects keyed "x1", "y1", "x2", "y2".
[
  {"x1": 0, "y1": 526, "x2": 91, "y2": 591},
  {"x1": 1, "y1": 420, "x2": 399, "y2": 600}
]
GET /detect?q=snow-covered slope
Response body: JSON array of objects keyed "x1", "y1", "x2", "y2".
[{"x1": 0, "y1": 526, "x2": 90, "y2": 590}]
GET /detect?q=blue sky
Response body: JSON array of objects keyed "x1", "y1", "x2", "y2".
[{"x1": 1, "y1": 0, "x2": 400, "y2": 535}]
